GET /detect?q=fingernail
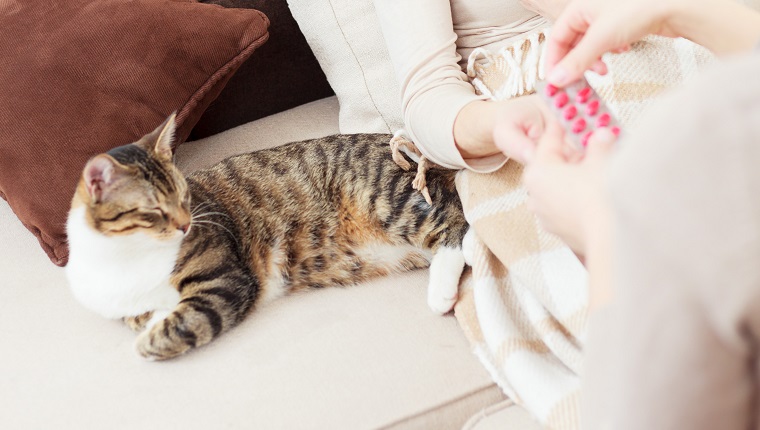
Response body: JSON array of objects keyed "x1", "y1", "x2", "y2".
[{"x1": 547, "y1": 67, "x2": 568, "y2": 86}]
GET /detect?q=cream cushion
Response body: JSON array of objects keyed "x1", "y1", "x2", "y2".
[{"x1": 286, "y1": 0, "x2": 404, "y2": 134}]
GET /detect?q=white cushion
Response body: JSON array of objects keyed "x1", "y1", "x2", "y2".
[{"x1": 286, "y1": 0, "x2": 404, "y2": 134}]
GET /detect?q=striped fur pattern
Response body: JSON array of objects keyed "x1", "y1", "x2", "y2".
[{"x1": 65, "y1": 115, "x2": 468, "y2": 360}]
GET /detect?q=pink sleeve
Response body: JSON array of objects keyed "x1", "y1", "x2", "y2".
[{"x1": 373, "y1": 0, "x2": 507, "y2": 172}]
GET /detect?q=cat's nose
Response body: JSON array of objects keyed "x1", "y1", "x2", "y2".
[{"x1": 178, "y1": 223, "x2": 190, "y2": 234}]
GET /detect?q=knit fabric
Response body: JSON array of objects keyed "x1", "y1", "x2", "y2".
[{"x1": 467, "y1": 29, "x2": 548, "y2": 100}]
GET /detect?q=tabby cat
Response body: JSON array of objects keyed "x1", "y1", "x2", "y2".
[{"x1": 65, "y1": 115, "x2": 469, "y2": 360}]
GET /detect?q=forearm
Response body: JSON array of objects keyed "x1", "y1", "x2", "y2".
[
  {"x1": 455, "y1": 93, "x2": 555, "y2": 167},
  {"x1": 669, "y1": 0, "x2": 760, "y2": 54},
  {"x1": 453, "y1": 100, "x2": 502, "y2": 159},
  {"x1": 375, "y1": 0, "x2": 506, "y2": 171}
]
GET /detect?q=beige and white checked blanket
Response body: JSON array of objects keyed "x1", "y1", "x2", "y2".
[{"x1": 454, "y1": 31, "x2": 713, "y2": 429}]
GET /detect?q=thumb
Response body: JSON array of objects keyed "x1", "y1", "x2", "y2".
[
  {"x1": 584, "y1": 127, "x2": 617, "y2": 160},
  {"x1": 493, "y1": 121, "x2": 537, "y2": 165}
]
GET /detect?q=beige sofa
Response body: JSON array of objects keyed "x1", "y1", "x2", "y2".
[
  {"x1": 0, "y1": 96, "x2": 547, "y2": 429},
  {"x1": 0, "y1": 3, "x2": 549, "y2": 426}
]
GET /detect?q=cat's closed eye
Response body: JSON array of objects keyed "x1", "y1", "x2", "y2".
[{"x1": 137, "y1": 210, "x2": 164, "y2": 226}]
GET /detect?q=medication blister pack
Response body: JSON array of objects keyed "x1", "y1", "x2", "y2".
[{"x1": 536, "y1": 78, "x2": 621, "y2": 151}]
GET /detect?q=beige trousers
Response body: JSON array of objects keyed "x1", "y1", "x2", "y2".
[{"x1": 583, "y1": 52, "x2": 760, "y2": 430}]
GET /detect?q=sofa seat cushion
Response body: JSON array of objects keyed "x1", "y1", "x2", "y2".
[
  {"x1": 463, "y1": 400, "x2": 546, "y2": 430},
  {"x1": 1, "y1": 97, "x2": 509, "y2": 429}
]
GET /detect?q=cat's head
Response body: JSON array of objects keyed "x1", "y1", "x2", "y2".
[{"x1": 73, "y1": 114, "x2": 191, "y2": 240}]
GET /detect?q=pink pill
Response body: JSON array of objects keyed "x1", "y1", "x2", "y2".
[
  {"x1": 596, "y1": 113, "x2": 611, "y2": 127},
  {"x1": 571, "y1": 118, "x2": 587, "y2": 134},
  {"x1": 576, "y1": 87, "x2": 591, "y2": 103},
  {"x1": 545, "y1": 84, "x2": 559, "y2": 97},
  {"x1": 554, "y1": 92, "x2": 569, "y2": 108},
  {"x1": 581, "y1": 131, "x2": 593, "y2": 147},
  {"x1": 586, "y1": 100, "x2": 600, "y2": 116},
  {"x1": 563, "y1": 105, "x2": 578, "y2": 120},
  {"x1": 611, "y1": 126, "x2": 621, "y2": 136}
]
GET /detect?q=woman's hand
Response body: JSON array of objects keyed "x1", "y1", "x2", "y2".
[
  {"x1": 522, "y1": 125, "x2": 616, "y2": 254},
  {"x1": 545, "y1": 0, "x2": 683, "y2": 86},
  {"x1": 519, "y1": 0, "x2": 570, "y2": 22},
  {"x1": 546, "y1": 0, "x2": 760, "y2": 87},
  {"x1": 514, "y1": 117, "x2": 617, "y2": 309},
  {"x1": 455, "y1": 95, "x2": 558, "y2": 165}
]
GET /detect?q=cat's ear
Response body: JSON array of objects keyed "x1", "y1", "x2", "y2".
[
  {"x1": 83, "y1": 155, "x2": 125, "y2": 203},
  {"x1": 137, "y1": 113, "x2": 176, "y2": 161},
  {"x1": 153, "y1": 113, "x2": 176, "y2": 161}
]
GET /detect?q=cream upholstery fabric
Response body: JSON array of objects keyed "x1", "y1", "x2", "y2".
[
  {"x1": 463, "y1": 400, "x2": 544, "y2": 430},
  {"x1": 285, "y1": 1, "x2": 404, "y2": 135}
]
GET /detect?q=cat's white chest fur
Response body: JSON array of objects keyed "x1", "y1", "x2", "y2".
[{"x1": 65, "y1": 207, "x2": 181, "y2": 319}]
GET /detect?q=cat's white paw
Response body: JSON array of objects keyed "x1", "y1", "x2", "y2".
[
  {"x1": 462, "y1": 227, "x2": 476, "y2": 267},
  {"x1": 427, "y1": 246, "x2": 465, "y2": 315},
  {"x1": 427, "y1": 291, "x2": 458, "y2": 315}
]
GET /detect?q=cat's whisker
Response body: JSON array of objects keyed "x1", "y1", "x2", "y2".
[
  {"x1": 191, "y1": 211, "x2": 231, "y2": 220},
  {"x1": 191, "y1": 219, "x2": 240, "y2": 245},
  {"x1": 191, "y1": 201, "x2": 214, "y2": 210},
  {"x1": 190, "y1": 202, "x2": 214, "y2": 216},
  {"x1": 189, "y1": 223, "x2": 211, "y2": 232}
]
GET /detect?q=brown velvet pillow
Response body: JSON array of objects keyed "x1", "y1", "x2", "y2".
[{"x1": 0, "y1": 0, "x2": 269, "y2": 266}]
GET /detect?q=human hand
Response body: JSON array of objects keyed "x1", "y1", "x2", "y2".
[
  {"x1": 545, "y1": 0, "x2": 684, "y2": 86},
  {"x1": 489, "y1": 94, "x2": 558, "y2": 165},
  {"x1": 522, "y1": 124, "x2": 616, "y2": 254},
  {"x1": 546, "y1": 0, "x2": 760, "y2": 87},
  {"x1": 519, "y1": 0, "x2": 570, "y2": 22},
  {"x1": 455, "y1": 95, "x2": 558, "y2": 165}
]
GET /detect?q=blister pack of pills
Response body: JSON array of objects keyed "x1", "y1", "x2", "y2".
[{"x1": 536, "y1": 78, "x2": 621, "y2": 151}]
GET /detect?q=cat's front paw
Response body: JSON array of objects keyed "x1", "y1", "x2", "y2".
[
  {"x1": 134, "y1": 317, "x2": 192, "y2": 361},
  {"x1": 427, "y1": 291, "x2": 458, "y2": 315},
  {"x1": 427, "y1": 246, "x2": 466, "y2": 315}
]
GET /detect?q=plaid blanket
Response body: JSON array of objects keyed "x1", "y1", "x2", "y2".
[{"x1": 455, "y1": 30, "x2": 713, "y2": 429}]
